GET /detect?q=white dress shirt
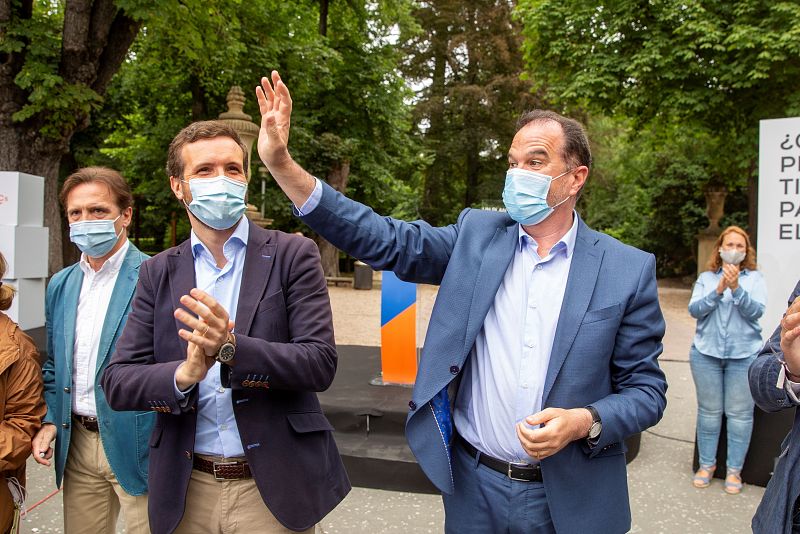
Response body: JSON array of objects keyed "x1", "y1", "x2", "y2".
[{"x1": 72, "y1": 240, "x2": 130, "y2": 417}]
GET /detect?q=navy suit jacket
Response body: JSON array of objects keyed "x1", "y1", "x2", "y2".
[
  {"x1": 102, "y1": 221, "x2": 350, "y2": 533},
  {"x1": 301, "y1": 182, "x2": 667, "y2": 533},
  {"x1": 749, "y1": 280, "x2": 800, "y2": 534}
]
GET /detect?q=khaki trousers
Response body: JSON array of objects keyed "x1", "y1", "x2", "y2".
[
  {"x1": 63, "y1": 420, "x2": 150, "y2": 534},
  {"x1": 174, "y1": 459, "x2": 314, "y2": 534}
]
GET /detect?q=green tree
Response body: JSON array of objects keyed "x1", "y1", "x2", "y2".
[
  {"x1": 516, "y1": 0, "x2": 800, "y2": 242},
  {"x1": 0, "y1": 0, "x2": 151, "y2": 274},
  {"x1": 401, "y1": 0, "x2": 541, "y2": 226}
]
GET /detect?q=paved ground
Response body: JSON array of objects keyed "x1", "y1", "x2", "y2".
[{"x1": 20, "y1": 281, "x2": 767, "y2": 533}]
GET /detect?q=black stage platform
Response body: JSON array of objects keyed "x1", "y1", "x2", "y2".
[{"x1": 26, "y1": 332, "x2": 640, "y2": 494}]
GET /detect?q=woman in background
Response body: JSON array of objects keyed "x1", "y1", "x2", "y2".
[
  {"x1": 689, "y1": 225, "x2": 766, "y2": 495},
  {"x1": 0, "y1": 252, "x2": 45, "y2": 533}
]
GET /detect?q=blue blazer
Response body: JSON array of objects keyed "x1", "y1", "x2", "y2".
[
  {"x1": 43, "y1": 243, "x2": 154, "y2": 495},
  {"x1": 301, "y1": 182, "x2": 668, "y2": 533},
  {"x1": 749, "y1": 280, "x2": 800, "y2": 534}
]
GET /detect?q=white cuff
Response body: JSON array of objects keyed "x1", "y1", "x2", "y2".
[{"x1": 294, "y1": 178, "x2": 323, "y2": 216}]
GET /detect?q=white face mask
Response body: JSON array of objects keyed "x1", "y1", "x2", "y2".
[{"x1": 719, "y1": 248, "x2": 746, "y2": 265}]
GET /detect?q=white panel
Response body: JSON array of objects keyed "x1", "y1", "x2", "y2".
[
  {"x1": 0, "y1": 225, "x2": 49, "y2": 278},
  {"x1": 758, "y1": 117, "x2": 800, "y2": 336},
  {"x1": 0, "y1": 172, "x2": 45, "y2": 226},
  {"x1": 2, "y1": 278, "x2": 46, "y2": 330}
]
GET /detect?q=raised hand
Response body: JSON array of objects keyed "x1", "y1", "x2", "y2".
[
  {"x1": 782, "y1": 297, "x2": 800, "y2": 375},
  {"x1": 255, "y1": 71, "x2": 293, "y2": 172}
]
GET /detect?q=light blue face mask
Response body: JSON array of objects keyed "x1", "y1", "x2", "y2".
[
  {"x1": 501, "y1": 167, "x2": 572, "y2": 226},
  {"x1": 69, "y1": 215, "x2": 122, "y2": 258},
  {"x1": 182, "y1": 176, "x2": 247, "y2": 230}
]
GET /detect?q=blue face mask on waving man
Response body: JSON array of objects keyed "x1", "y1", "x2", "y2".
[
  {"x1": 502, "y1": 167, "x2": 573, "y2": 226},
  {"x1": 69, "y1": 215, "x2": 122, "y2": 257},
  {"x1": 182, "y1": 175, "x2": 247, "y2": 230}
]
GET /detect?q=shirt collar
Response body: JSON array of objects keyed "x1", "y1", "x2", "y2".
[
  {"x1": 191, "y1": 217, "x2": 249, "y2": 260},
  {"x1": 79, "y1": 239, "x2": 130, "y2": 277},
  {"x1": 517, "y1": 210, "x2": 579, "y2": 259}
]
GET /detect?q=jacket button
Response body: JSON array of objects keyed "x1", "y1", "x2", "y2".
[
  {"x1": 62, "y1": 423, "x2": 69, "y2": 429},
  {"x1": 185, "y1": 450, "x2": 192, "y2": 459},
  {"x1": 408, "y1": 401, "x2": 417, "y2": 410},
  {"x1": 450, "y1": 365, "x2": 459, "y2": 375},
  {"x1": 64, "y1": 387, "x2": 70, "y2": 393}
]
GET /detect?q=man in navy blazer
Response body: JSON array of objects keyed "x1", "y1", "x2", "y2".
[
  {"x1": 749, "y1": 281, "x2": 800, "y2": 533},
  {"x1": 102, "y1": 121, "x2": 349, "y2": 534},
  {"x1": 255, "y1": 72, "x2": 667, "y2": 533}
]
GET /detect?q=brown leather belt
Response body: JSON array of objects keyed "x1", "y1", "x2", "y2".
[
  {"x1": 73, "y1": 414, "x2": 99, "y2": 433},
  {"x1": 193, "y1": 456, "x2": 252, "y2": 481},
  {"x1": 457, "y1": 434, "x2": 543, "y2": 482}
]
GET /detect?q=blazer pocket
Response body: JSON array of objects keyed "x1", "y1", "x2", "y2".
[
  {"x1": 287, "y1": 412, "x2": 335, "y2": 434},
  {"x1": 255, "y1": 289, "x2": 285, "y2": 316},
  {"x1": 581, "y1": 303, "x2": 623, "y2": 325}
]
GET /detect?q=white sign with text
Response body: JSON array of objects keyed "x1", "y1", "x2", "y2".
[{"x1": 758, "y1": 117, "x2": 800, "y2": 337}]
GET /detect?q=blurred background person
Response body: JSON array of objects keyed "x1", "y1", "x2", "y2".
[
  {"x1": 688, "y1": 225, "x2": 766, "y2": 494},
  {"x1": 0, "y1": 251, "x2": 46, "y2": 533}
]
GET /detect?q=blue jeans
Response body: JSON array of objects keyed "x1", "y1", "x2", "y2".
[
  {"x1": 690, "y1": 347, "x2": 756, "y2": 470},
  {"x1": 442, "y1": 442, "x2": 555, "y2": 533}
]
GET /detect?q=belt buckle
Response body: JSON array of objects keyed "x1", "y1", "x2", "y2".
[
  {"x1": 507, "y1": 462, "x2": 530, "y2": 482},
  {"x1": 212, "y1": 461, "x2": 239, "y2": 481}
]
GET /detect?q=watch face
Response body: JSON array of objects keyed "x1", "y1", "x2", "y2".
[
  {"x1": 218, "y1": 343, "x2": 235, "y2": 362},
  {"x1": 588, "y1": 421, "x2": 602, "y2": 440}
]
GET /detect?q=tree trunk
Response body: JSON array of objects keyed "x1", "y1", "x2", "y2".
[
  {"x1": 747, "y1": 159, "x2": 758, "y2": 248},
  {"x1": 315, "y1": 160, "x2": 350, "y2": 278},
  {"x1": 0, "y1": 0, "x2": 140, "y2": 274},
  {"x1": 319, "y1": 0, "x2": 329, "y2": 37}
]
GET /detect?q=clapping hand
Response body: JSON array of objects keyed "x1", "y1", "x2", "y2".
[
  {"x1": 782, "y1": 297, "x2": 800, "y2": 375},
  {"x1": 174, "y1": 288, "x2": 234, "y2": 390}
]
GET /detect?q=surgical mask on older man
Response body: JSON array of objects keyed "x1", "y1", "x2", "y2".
[
  {"x1": 502, "y1": 168, "x2": 572, "y2": 226},
  {"x1": 69, "y1": 216, "x2": 122, "y2": 257}
]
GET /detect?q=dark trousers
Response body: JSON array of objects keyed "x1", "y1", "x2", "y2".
[{"x1": 442, "y1": 442, "x2": 555, "y2": 534}]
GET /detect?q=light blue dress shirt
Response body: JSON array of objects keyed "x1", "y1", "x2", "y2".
[
  {"x1": 454, "y1": 218, "x2": 577, "y2": 464},
  {"x1": 688, "y1": 268, "x2": 767, "y2": 359},
  {"x1": 299, "y1": 178, "x2": 578, "y2": 463},
  {"x1": 176, "y1": 217, "x2": 249, "y2": 458}
]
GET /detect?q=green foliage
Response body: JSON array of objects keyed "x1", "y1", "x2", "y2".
[
  {"x1": 71, "y1": 0, "x2": 419, "y2": 249},
  {"x1": 516, "y1": 0, "x2": 800, "y2": 275},
  {"x1": 399, "y1": 0, "x2": 541, "y2": 226}
]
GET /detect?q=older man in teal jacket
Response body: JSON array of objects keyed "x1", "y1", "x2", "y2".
[{"x1": 31, "y1": 167, "x2": 154, "y2": 534}]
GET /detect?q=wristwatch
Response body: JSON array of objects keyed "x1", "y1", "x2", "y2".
[
  {"x1": 586, "y1": 405, "x2": 602, "y2": 442},
  {"x1": 216, "y1": 332, "x2": 236, "y2": 364}
]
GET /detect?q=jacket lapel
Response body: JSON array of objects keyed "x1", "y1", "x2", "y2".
[
  {"x1": 462, "y1": 222, "x2": 518, "y2": 358},
  {"x1": 95, "y1": 245, "x2": 144, "y2": 377},
  {"x1": 62, "y1": 265, "x2": 84, "y2": 375},
  {"x1": 168, "y1": 240, "x2": 197, "y2": 354},
  {"x1": 542, "y1": 220, "x2": 603, "y2": 403},
  {"x1": 235, "y1": 222, "x2": 275, "y2": 335}
]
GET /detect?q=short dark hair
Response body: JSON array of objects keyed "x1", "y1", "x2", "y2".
[
  {"x1": 167, "y1": 120, "x2": 249, "y2": 179},
  {"x1": 60, "y1": 167, "x2": 133, "y2": 211},
  {"x1": 515, "y1": 110, "x2": 592, "y2": 170}
]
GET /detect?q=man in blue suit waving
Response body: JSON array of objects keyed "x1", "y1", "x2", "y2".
[
  {"x1": 256, "y1": 71, "x2": 667, "y2": 533},
  {"x1": 31, "y1": 167, "x2": 153, "y2": 534}
]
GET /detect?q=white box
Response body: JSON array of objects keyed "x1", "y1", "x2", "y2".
[
  {"x1": 0, "y1": 172, "x2": 45, "y2": 226},
  {"x1": 0, "y1": 225, "x2": 48, "y2": 278},
  {"x1": 1, "y1": 278, "x2": 45, "y2": 330}
]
